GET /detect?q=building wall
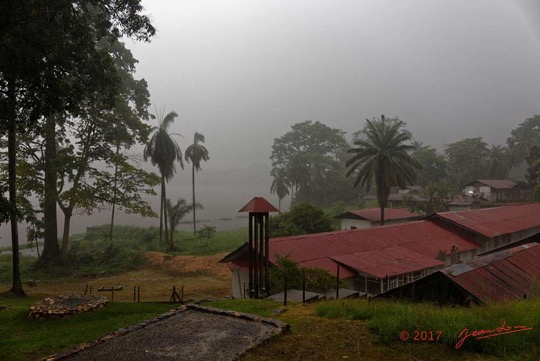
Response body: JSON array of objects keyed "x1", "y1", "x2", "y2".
[
  {"x1": 231, "y1": 268, "x2": 249, "y2": 299},
  {"x1": 355, "y1": 268, "x2": 439, "y2": 296}
]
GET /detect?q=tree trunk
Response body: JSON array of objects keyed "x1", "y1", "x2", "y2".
[
  {"x1": 192, "y1": 163, "x2": 196, "y2": 235},
  {"x1": 159, "y1": 176, "x2": 164, "y2": 243},
  {"x1": 163, "y1": 183, "x2": 170, "y2": 250},
  {"x1": 41, "y1": 116, "x2": 60, "y2": 264},
  {"x1": 109, "y1": 144, "x2": 120, "y2": 243},
  {"x1": 60, "y1": 207, "x2": 73, "y2": 261},
  {"x1": 7, "y1": 104, "x2": 26, "y2": 296}
]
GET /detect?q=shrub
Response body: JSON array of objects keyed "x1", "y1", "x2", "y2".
[{"x1": 269, "y1": 255, "x2": 339, "y2": 294}]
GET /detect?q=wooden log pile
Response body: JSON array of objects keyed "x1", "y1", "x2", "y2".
[{"x1": 28, "y1": 294, "x2": 109, "y2": 320}]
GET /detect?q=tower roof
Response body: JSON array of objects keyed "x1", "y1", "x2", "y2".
[{"x1": 238, "y1": 197, "x2": 279, "y2": 213}]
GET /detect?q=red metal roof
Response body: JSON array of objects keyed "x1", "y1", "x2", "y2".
[
  {"x1": 238, "y1": 197, "x2": 279, "y2": 213},
  {"x1": 434, "y1": 202, "x2": 540, "y2": 238},
  {"x1": 441, "y1": 243, "x2": 540, "y2": 303},
  {"x1": 337, "y1": 208, "x2": 417, "y2": 222},
  {"x1": 332, "y1": 247, "x2": 444, "y2": 278},
  {"x1": 264, "y1": 220, "x2": 478, "y2": 278}
]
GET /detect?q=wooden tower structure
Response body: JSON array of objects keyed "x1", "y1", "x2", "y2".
[{"x1": 239, "y1": 197, "x2": 278, "y2": 298}]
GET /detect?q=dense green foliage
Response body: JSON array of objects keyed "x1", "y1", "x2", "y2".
[
  {"x1": 270, "y1": 202, "x2": 335, "y2": 237},
  {"x1": 411, "y1": 146, "x2": 448, "y2": 186},
  {"x1": 0, "y1": 296, "x2": 173, "y2": 361},
  {"x1": 317, "y1": 299, "x2": 540, "y2": 358},
  {"x1": 0, "y1": 0, "x2": 155, "y2": 293},
  {"x1": 507, "y1": 115, "x2": 540, "y2": 166},
  {"x1": 270, "y1": 120, "x2": 356, "y2": 206},
  {"x1": 269, "y1": 256, "x2": 339, "y2": 294}
]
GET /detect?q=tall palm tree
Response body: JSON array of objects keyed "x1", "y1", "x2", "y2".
[
  {"x1": 184, "y1": 132, "x2": 209, "y2": 235},
  {"x1": 346, "y1": 115, "x2": 421, "y2": 225},
  {"x1": 166, "y1": 197, "x2": 203, "y2": 251},
  {"x1": 270, "y1": 168, "x2": 290, "y2": 212},
  {"x1": 143, "y1": 111, "x2": 183, "y2": 244}
]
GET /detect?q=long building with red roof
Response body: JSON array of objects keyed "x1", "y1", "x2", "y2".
[
  {"x1": 221, "y1": 220, "x2": 479, "y2": 297},
  {"x1": 429, "y1": 202, "x2": 540, "y2": 255},
  {"x1": 221, "y1": 203, "x2": 540, "y2": 299}
]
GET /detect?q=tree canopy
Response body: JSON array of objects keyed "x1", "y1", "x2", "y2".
[
  {"x1": 346, "y1": 115, "x2": 420, "y2": 225},
  {"x1": 0, "y1": 0, "x2": 155, "y2": 294},
  {"x1": 411, "y1": 146, "x2": 448, "y2": 187},
  {"x1": 507, "y1": 115, "x2": 540, "y2": 166},
  {"x1": 444, "y1": 137, "x2": 488, "y2": 188},
  {"x1": 270, "y1": 202, "x2": 334, "y2": 237},
  {"x1": 270, "y1": 120, "x2": 354, "y2": 206}
]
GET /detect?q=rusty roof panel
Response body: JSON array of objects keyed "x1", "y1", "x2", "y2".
[
  {"x1": 332, "y1": 246, "x2": 444, "y2": 278},
  {"x1": 434, "y1": 203, "x2": 540, "y2": 237},
  {"x1": 267, "y1": 220, "x2": 478, "y2": 278},
  {"x1": 238, "y1": 197, "x2": 279, "y2": 213},
  {"x1": 443, "y1": 243, "x2": 540, "y2": 303}
]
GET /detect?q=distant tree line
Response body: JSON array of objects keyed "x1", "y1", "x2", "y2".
[{"x1": 270, "y1": 114, "x2": 540, "y2": 221}]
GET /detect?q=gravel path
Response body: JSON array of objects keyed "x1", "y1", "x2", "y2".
[{"x1": 52, "y1": 306, "x2": 287, "y2": 361}]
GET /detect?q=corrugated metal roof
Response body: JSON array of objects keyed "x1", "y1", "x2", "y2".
[
  {"x1": 238, "y1": 197, "x2": 279, "y2": 213},
  {"x1": 332, "y1": 247, "x2": 444, "y2": 278},
  {"x1": 336, "y1": 208, "x2": 417, "y2": 222},
  {"x1": 265, "y1": 220, "x2": 477, "y2": 278},
  {"x1": 434, "y1": 203, "x2": 540, "y2": 238},
  {"x1": 442, "y1": 243, "x2": 540, "y2": 303},
  {"x1": 470, "y1": 179, "x2": 517, "y2": 189}
]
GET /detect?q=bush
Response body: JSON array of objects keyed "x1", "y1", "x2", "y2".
[
  {"x1": 269, "y1": 256, "x2": 339, "y2": 294},
  {"x1": 270, "y1": 202, "x2": 335, "y2": 237}
]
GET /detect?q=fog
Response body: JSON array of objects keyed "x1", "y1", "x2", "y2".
[{"x1": 2, "y1": 0, "x2": 540, "y2": 247}]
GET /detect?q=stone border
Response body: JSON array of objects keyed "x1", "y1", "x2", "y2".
[
  {"x1": 44, "y1": 304, "x2": 289, "y2": 361},
  {"x1": 29, "y1": 294, "x2": 109, "y2": 320}
]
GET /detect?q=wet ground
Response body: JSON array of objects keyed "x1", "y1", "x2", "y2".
[{"x1": 49, "y1": 305, "x2": 288, "y2": 361}]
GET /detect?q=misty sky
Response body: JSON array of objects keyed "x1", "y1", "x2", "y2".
[
  {"x1": 3, "y1": 0, "x2": 540, "y2": 246},
  {"x1": 127, "y1": 0, "x2": 540, "y2": 170}
]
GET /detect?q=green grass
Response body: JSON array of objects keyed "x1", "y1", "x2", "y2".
[
  {"x1": 72, "y1": 225, "x2": 247, "y2": 256},
  {"x1": 207, "y1": 299, "x2": 282, "y2": 318},
  {"x1": 0, "y1": 294, "x2": 176, "y2": 361},
  {"x1": 317, "y1": 298, "x2": 540, "y2": 359}
]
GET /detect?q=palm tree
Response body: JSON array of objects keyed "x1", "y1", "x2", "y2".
[
  {"x1": 166, "y1": 197, "x2": 203, "y2": 251},
  {"x1": 143, "y1": 111, "x2": 183, "y2": 244},
  {"x1": 270, "y1": 168, "x2": 290, "y2": 212},
  {"x1": 184, "y1": 132, "x2": 209, "y2": 235},
  {"x1": 486, "y1": 145, "x2": 510, "y2": 179},
  {"x1": 346, "y1": 115, "x2": 421, "y2": 225}
]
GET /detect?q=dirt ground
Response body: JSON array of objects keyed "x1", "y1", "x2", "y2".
[
  {"x1": 57, "y1": 306, "x2": 287, "y2": 361},
  {"x1": 144, "y1": 252, "x2": 231, "y2": 280},
  {"x1": 14, "y1": 252, "x2": 233, "y2": 302}
]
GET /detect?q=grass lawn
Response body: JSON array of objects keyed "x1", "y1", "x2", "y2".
[
  {"x1": 0, "y1": 294, "x2": 175, "y2": 361},
  {"x1": 207, "y1": 298, "x2": 539, "y2": 361}
]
